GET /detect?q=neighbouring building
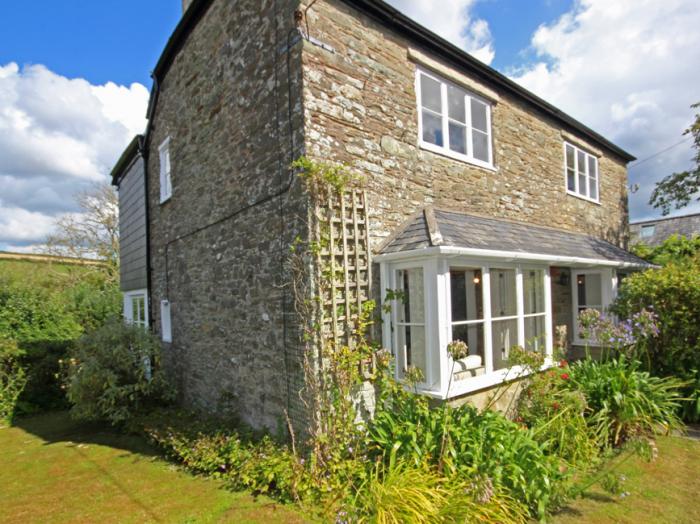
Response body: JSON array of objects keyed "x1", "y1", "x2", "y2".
[
  {"x1": 112, "y1": 0, "x2": 650, "y2": 431},
  {"x1": 630, "y1": 212, "x2": 700, "y2": 246}
]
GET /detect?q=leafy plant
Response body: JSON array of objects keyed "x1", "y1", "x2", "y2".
[
  {"x1": 368, "y1": 382, "x2": 567, "y2": 519},
  {"x1": 350, "y1": 461, "x2": 528, "y2": 524},
  {"x1": 64, "y1": 319, "x2": 174, "y2": 425},
  {"x1": 612, "y1": 257, "x2": 700, "y2": 421},
  {"x1": 564, "y1": 357, "x2": 685, "y2": 446}
]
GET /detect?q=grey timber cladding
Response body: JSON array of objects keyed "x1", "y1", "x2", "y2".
[
  {"x1": 381, "y1": 208, "x2": 650, "y2": 266},
  {"x1": 630, "y1": 213, "x2": 700, "y2": 246},
  {"x1": 118, "y1": 156, "x2": 148, "y2": 292}
]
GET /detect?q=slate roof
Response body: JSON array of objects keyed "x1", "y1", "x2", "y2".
[
  {"x1": 379, "y1": 208, "x2": 651, "y2": 266},
  {"x1": 630, "y1": 213, "x2": 700, "y2": 247}
]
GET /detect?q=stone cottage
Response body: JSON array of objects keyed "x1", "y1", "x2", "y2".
[
  {"x1": 111, "y1": 0, "x2": 650, "y2": 431},
  {"x1": 630, "y1": 212, "x2": 700, "y2": 246}
]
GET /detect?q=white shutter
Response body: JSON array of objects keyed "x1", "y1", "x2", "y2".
[{"x1": 160, "y1": 300, "x2": 172, "y2": 342}]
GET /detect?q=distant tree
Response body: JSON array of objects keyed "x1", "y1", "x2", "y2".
[
  {"x1": 46, "y1": 183, "x2": 119, "y2": 283},
  {"x1": 649, "y1": 102, "x2": 700, "y2": 215}
]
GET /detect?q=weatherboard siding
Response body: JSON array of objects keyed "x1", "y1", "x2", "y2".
[{"x1": 118, "y1": 156, "x2": 148, "y2": 292}]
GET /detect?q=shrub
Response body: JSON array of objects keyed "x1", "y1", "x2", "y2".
[
  {"x1": 368, "y1": 384, "x2": 567, "y2": 519},
  {"x1": 0, "y1": 338, "x2": 27, "y2": 425},
  {"x1": 517, "y1": 364, "x2": 603, "y2": 467},
  {"x1": 64, "y1": 319, "x2": 174, "y2": 425},
  {"x1": 564, "y1": 357, "x2": 685, "y2": 446},
  {"x1": 631, "y1": 234, "x2": 700, "y2": 266},
  {"x1": 612, "y1": 256, "x2": 700, "y2": 421}
]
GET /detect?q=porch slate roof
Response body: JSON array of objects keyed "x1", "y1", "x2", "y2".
[{"x1": 378, "y1": 207, "x2": 651, "y2": 267}]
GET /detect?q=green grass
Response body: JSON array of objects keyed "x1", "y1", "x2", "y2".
[
  {"x1": 552, "y1": 435, "x2": 700, "y2": 523},
  {"x1": 0, "y1": 411, "x2": 308, "y2": 524}
]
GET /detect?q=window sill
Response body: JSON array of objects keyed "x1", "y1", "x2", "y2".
[
  {"x1": 412, "y1": 360, "x2": 554, "y2": 400},
  {"x1": 159, "y1": 195, "x2": 172, "y2": 205},
  {"x1": 566, "y1": 190, "x2": 600, "y2": 205},
  {"x1": 419, "y1": 140, "x2": 497, "y2": 172}
]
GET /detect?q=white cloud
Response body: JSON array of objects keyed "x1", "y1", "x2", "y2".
[
  {"x1": 0, "y1": 62, "x2": 148, "y2": 249},
  {"x1": 509, "y1": 0, "x2": 700, "y2": 220},
  {"x1": 386, "y1": 0, "x2": 495, "y2": 64}
]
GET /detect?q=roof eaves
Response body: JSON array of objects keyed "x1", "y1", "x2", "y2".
[{"x1": 110, "y1": 135, "x2": 143, "y2": 187}]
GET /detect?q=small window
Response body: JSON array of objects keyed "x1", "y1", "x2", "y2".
[
  {"x1": 450, "y1": 269, "x2": 485, "y2": 368},
  {"x1": 640, "y1": 224, "x2": 655, "y2": 238},
  {"x1": 123, "y1": 290, "x2": 148, "y2": 328},
  {"x1": 565, "y1": 142, "x2": 599, "y2": 202},
  {"x1": 417, "y1": 68, "x2": 493, "y2": 168},
  {"x1": 159, "y1": 137, "x2": 172, "y2": 203}
]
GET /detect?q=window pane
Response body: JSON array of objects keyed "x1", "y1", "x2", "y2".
[
  {"x1": 523, "y1": 269, "x2": 545, "y2": 314},
  {"x1": 420, "y1": 74, "x2": 442, "y2": 113},
  {"x1": 492, "y1": 318, "x2": 518, "y2": 370},
  {"x1": 588, "y1": 156, "x2": 598, "y2": 200},
  {"x1": 490, "y1": 269, "x2": 517, "y2": 318},
  {"x1": 578, "y1": 173, "x2": 587, "y2": 196},
  {"x1": 449, "y1": 122, "x2": 467, "y2": 154},
  {"x1": 450, "y1": 269, "x2": 483, "y2": 322},
  {"x1": 422, "y1": 110, "x2": 443, "y2": 147},
  {"x1": 524, "y1": 315, "x2": 546, "y2": 352},
  {"x1": 565, "y1": 144, "x2": 575, "y2": 170},
  {"x1": 452, "y1": 323, "x2": 484, "y2": 361},
  {"x1": 398, "y1": 324, "x2": 427, "y2": 380},
  {"x1": 447, "y1": 85, "x2": 466, "y2": 123},
  {"x1": 577, "y1": 273, "x2": 602, "y2": 307},
  {"x1": 577, "y1": 150, "x2": 587, "y2": 196},
  {"x1": 398, "y1": 268, "x2": 424, "y2": 324},
  {"x1": 567, "y1": 168, "x2": 576, "y2": 191},
  {"x1": 131, "y1": 298, "x2": 139, "y2": 324},
  {"x1": 471, "y1": 98, "x2": 488, "y2": 132},
  {"x1": 472, "y1": 129, "x2": 490, "y2": 162}
]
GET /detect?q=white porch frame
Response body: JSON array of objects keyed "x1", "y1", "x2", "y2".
[{"x1": 377, "y1": 246, "x2": 648, "y2": 400}]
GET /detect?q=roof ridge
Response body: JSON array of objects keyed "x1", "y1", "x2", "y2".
[
  {"x1": 630, "y1": 211, "x2": 700, "y2": 225},
  {"x1": 424, "y1": 206, "x2": 443, "y2": 246}
]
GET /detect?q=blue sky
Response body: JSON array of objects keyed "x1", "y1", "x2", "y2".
[
  {"x1": 0, "y1": 1, "x2": 181, "y2": 88},
  {"x1": 1, "y1": 0, "x2": 699, "y2": 250}
]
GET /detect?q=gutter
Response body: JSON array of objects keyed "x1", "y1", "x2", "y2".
[{"x1": 374, "y1": 245, "x2": 653, "y2": 269}]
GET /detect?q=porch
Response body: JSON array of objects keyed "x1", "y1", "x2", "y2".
[{"x1": 375, "y1": 207, "x2": 651, "y2": 400}]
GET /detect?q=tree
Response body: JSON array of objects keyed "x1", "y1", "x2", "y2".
[
  {"x1": 649, "y1": 102, "x2": 700, "y2": 215},
  {"x1": 46, "y1": 183, "x2": 119, "y2": 283}
]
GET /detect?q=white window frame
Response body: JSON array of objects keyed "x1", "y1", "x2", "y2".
[
  {"x1": 416, "y1": 67, "x2": 495, "y2": 170},
  {"x1": 160, "y1": 299, "x2": 172, "y2": 343},
  {"x1": 159, "y1": 137, "x2": 172, "y2": 203},
  {"x1": 123, "y1": 289, "x2": 148, "y2": 328},
  {"x1": 571, "y1": 268, "x2": 614, "y2": 346},
  {"x1": 381, "y1": 256, "x2": 553, "y2": 399},
  {"x1": 640, "y1": 224, "x2": 655, "y2": 238},
  {"x1": 564, "y1": 141, "x2": 599, "y2": 203}
]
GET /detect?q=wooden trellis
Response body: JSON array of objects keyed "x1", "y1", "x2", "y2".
[{"x1": 315, "y1": 189, "x2": 372, "y2": 348}]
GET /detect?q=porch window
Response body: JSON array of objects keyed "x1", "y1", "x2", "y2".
[
  {"x1": 396, "y1": 268, "x2": 427, "y2": 383},
  {"x1": 383, "y1": 259, "x2": 554, "y2": 398},
  {"x1": 572, "y1": 269, "x2": 613, "y2": 344}
]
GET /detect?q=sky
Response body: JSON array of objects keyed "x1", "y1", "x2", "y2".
[{"x1": 1, "y1": 0, "x2": 699, "y2": 251}]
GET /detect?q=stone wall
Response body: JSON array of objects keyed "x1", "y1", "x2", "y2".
[
  {"x1": 146, "y1": 0, "x2": 308, "y2": 431},
  {"x1": 299, "y1": 0, "x2": 631, "y2": 253}
]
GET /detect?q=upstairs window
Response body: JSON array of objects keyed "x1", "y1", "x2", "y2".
[
  {"x1": 565, "y1": 142, "x2": 599, "y2": 202},
  {"x1": 417, "y1": 68, "x2": 493, "y2": 168},
  {"x1": 159, "y1": 137, "x2": 172, "y2": 203},
  {"x1": 640, "y1": 224, "x2": 655, "y2": 238}
]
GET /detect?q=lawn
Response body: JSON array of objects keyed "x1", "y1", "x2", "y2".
[
  {"x1": 552, "y1": 434, "x2": 700, "y2": 524},
  {"x1": 0, "y1": 412, "x2": 308, "y2": 524}
]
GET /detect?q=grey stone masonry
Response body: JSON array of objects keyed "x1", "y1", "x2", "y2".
[{"x1": 630, "y1": 212, "x2": 700, "y2": 246}]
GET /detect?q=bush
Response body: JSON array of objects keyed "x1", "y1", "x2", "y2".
[
  {"x1": 64, "y1": 319, "x2": 174, "y2": 425},
  {"x1": 368, "y1": 384, "x2": 567, "y2": 519},
  {"x1": 517, "y1": 364, "x2": 603, "y2": 467},
  {"x1": 612, "y1": 257, "x2": 700, "y2": 421},
  {"x1": 564, "y1": 357, "x2": 685, "y2": 446},
  {"x1": 0, "y1": 338, "x2": 27, "y2": 425}
]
